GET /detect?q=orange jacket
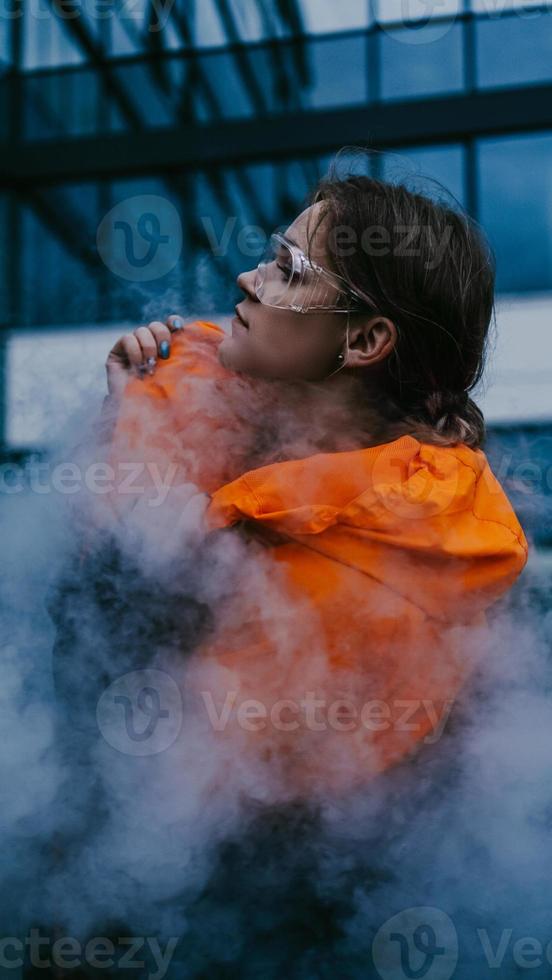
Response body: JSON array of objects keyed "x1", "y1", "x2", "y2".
[{"x1": 107, "y1": 320, "x2": 528, "y2": 798}]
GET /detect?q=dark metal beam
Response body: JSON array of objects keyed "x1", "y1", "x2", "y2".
[
  {"x1": 2, "y1": 83, "x2": 552, "y2": 186},
  {"x1": 49, "y1": 0, "x2": 144, "y2": 129},
  {"x1": 207, "y1": 0, "x2": 268, "y2": 114}
]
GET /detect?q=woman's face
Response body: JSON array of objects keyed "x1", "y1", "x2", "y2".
[{"x1": 217, "y1": 203, "x2": 349, "y2": 382}]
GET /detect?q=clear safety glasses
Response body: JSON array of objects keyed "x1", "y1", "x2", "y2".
[{"x1": 255, "y1": 231, "x2": 367, "y2": 314}]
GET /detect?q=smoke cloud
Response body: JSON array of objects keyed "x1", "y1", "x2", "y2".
[{"x1": 1, "y1": 318, "x2": 550, "y2": 980}]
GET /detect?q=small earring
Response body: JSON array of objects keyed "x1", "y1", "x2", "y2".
[{"x1": 325, "y1": 350, "x2": 347, "y2": 380}]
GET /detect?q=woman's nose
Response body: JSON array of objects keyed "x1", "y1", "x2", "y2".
[{"x1": 237, "y1": 268, "x2": 257, "y2": 297}]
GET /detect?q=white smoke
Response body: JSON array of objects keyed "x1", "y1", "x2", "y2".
[{"x1": 1, "y1": 319, "x2": 550, "y2": 979}]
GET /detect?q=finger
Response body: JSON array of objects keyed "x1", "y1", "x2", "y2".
[
  {"x1": 109, "y1": 335, "x2": 132, "y2": 360},
  {"x1": 134, "y1": 327, "x2": 159, "y2": 372},
  {"x1": 120, "y1": 334, "x2": 145, "y2": 372},
  {"x1": 166, "y1": 315, "x2": 185, "y2": 332},
  {"x1": 146, "y1": 320, "x2": 172, "y2": 344},
  {"x1": 146, "y1": 320, "x2": 172, "y2": 360}
]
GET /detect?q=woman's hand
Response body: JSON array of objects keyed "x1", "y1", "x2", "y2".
[{"x1": 106, "y1": 315, "x2": 186, "y2": 398}]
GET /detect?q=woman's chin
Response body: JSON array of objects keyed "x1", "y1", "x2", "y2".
[{"x1": 217, "y1": 334, "x2": 244, "y2": 371}]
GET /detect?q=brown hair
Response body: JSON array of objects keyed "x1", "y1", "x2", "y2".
[{"x1": 308, "y1": 150, "x2": 496, "y2": 449}]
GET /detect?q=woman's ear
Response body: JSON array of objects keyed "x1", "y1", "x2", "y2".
[{"x1": 346, "y1": 316, "x2": 397, "y2": 369}]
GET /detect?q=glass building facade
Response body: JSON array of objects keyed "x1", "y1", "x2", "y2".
[
  {"x1": 1, "y1": 2, "x2": 551, "y2": 326},
  {"x1": 1, "y1": 0, "x2": 552, "y2": 541}
]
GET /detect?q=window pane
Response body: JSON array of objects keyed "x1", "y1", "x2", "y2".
[
  {"x1": 1, "y1": 17, "x2": 12, "y2": 66},
  {"x1": 476, "y1": 10, "x2": 552, "y2": 88},
  {"x1": 302, "y1": 35, "x2": 368, "y2": 108},
  {"x1": 478, "y1": 133, "x2": 552, "y2": 292},
  {"x1": 376, "y1": 0, "x2": 461, "y2": 23},
  {"x1": 300, "y1": 0, "x2": 371, "y2": 33},
  {"x1": 470, "y1": 0, "x2": 546, "y2": 11},
  {"x1": 160, "y1": 19, "x2": 187, "y2": 51},
  {"x1": 194, "y1": 0, "x2": 228, "y2": 46},
  {"x1": 194, "y1": 34, "x2": 368, "y2": 121},
  {"x1": 18, "y1": 192, "x2": 103, "y2": 328},
  {"x1": 382, "y1": 145, "x2": 467, "y2": 207},
  {"x1": 109, "y1": 18, "x2": 149, "y2": 56},
  {"x1": 109, "y1": 62, "x2": 178, "y2": 127},
  {"x1": 193, "y1": 50, "x2": 258, "y2": 120},
  {"x1": 23, "y1": 5, "x2": 86, "y2": 70},
  {"x1": 107, "y1": 0, "x2": 165, "y2": 41},
  {"x1": 380, "y1": 21, "x2": 464, "y2": 100},
  {"x1": 273, "y1": 158, "x2": 322, "y2": 218},
  {"x1": 227, "y1": 0, "x2": 277, "y2": 40},
  {"x1": 23, "y1": 67, "x2": 102, "y2": 140}
]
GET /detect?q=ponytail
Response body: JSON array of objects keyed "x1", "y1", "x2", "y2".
[{"x1": 420, "y1": 390, "x2": 485, "y2": 449}]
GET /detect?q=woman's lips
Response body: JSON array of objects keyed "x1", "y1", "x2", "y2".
[
  {"x1": 231, "y1": 315, "x2": 249, "y2": 333},
  {"x1": 234, "y1": 305, "x2": 249, "y2": 328}
]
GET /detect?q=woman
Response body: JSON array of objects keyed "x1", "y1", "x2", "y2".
[{"x1": 93, "y1": 161, "x2": 527, "y2": 800}]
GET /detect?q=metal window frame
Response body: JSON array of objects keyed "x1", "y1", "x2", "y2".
[{"x1": 1, "y1": 1, "x2": 552, "y2": 451}]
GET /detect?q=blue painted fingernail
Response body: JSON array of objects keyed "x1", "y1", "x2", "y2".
[
  {"x1": 159, "y1": 341, "x2": 170, "y2": 359},
  {"x1": 172, "y1": 317, "x2": 184, "y2": 330}
]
